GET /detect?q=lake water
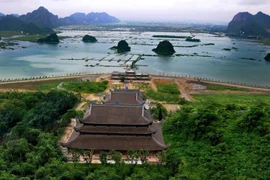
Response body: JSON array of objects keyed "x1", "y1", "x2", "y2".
[{"x1": 1, "y1": 31, "x2": 270, "y2": 86}]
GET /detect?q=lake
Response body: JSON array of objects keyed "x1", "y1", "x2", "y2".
[{"x1": 0, "y1": 31, "x2": 270, "y2": 86}]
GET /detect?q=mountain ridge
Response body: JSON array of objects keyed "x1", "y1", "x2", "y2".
[
  {"x1": 0, "y1": 15, "x2": 54, "y2": 34},
  {"x1": 19, "y1": 6, "x2": 120, "y2": 27},
  {"x1": 227, "y1": 11, "x2": 270, "y2": 37}
]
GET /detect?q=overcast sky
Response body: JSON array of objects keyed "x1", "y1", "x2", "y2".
[{"x1": 1, "y1": 0, "x2": 270, "y2": 24}]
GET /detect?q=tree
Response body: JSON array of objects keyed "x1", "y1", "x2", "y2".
[
  {"x1": 111, "y1": 150, "x2": 122, "y2": 166},
  {"x1": 70, "y1": 148, "x2": 82, "y2": 167},
  {"x1": 6, "y1": 138, "x2": 30, "y2": 162},
  {"x1": 84, "y1": 149, "x2": 95, "y2": 165},
  {"x1": 139, "y1": 150, "x2": 150, "y2": 165},
  {"x1": 100, "y1": 151, "x2": 108, "y2": 165},
  {"x1": 127, "y1": 149, "x2": 139, "y2": 165}
]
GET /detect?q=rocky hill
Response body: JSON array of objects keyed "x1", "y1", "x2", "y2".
[
  {"x1": 19, "y1": 6, "x2": 59, "y2": 28},
  {"x1": 18, "y1": 7, "x2": 120, "y2": 27},
  {"x1": 37, "y1": 33, "x2": 59, "y2": 44},
  {"x1": 59, "y1": 12, "x2": 120, "y2": 25},
  {"x1": 153, "y1": 40, "x2": 176, "y2": 55},
  {"x1": 0, "y1": 7, "x2": 120, "y2": 34},
  {"x1": 227, "y1": 11, "x2": 270, "y2": 37},
  {"x1": 0, "y1": 15, "x2": 53, "y2": 34}
]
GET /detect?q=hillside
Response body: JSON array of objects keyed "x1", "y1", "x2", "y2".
[
  {"x1": 227, "y1": 11, "x2": 270, "y2": 37},
  {"x1": 0, "y1": 15, "x2": 53, "y2": 34},
  {"x1": 18, "y1": 6, "x2": 120, "y2": 27},
  {"x1": 0, "y1": 7, "x2": 120, "y2": 35},
  {"x1": 19, "y1": 6, "x2": 59, "y2": 28},
  {"x1": 59, "y1": 12, "x2": 120, "y2": 25}
]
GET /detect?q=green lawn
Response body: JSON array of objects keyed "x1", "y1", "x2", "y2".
[
  {"x1": 206, "y1": 84, "x2": 250, "y2": 92},
  {"x1": 35, "y1": 82, "x2": 62, "y2": 91},
  {"x1": 193, "y1": 94, "x2": 270, "y2": 105},
  {"x1": 156, "y1": 82, "x2": 180, "y2": 94},
  {"x1": 11, "y1": 35, "x2": 47, "y2": 42},
  {"x1": 0, "y1": 31, "x2": 22, "y2": 37},
  {"x1": 145, "y1": 82, "x2": 180, "y2": 103},
  {"x1": 62, "y1": 80, "x2": 108, "y2": 93}
]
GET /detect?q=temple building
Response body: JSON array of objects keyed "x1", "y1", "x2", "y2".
[
  {"x1": 111, "y1": 71, "x2": 150, "y2": 81},
  {"x1": 60, "y1": 89, "x2": 167, "y2": 163}
]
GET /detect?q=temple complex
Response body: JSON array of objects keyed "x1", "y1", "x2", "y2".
[
  {"x1": 111, "y1": 71, "x2": 151, "y2": 81},
  {"x1": 60, "y1": 89, "x2": 167, "y2": 163}
]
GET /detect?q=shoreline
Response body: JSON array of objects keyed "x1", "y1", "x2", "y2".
[{"x1": 1, "y1": 73, "x2": 270, "y2": 93}]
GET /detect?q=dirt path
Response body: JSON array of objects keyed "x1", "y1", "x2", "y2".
[
  {"x1": 149, "y1": 80, "x2": 158, "y2": 91},
  {"x1": 198, "y1": 80, "x2": 270, "y2": 93},
  {"x1": 0, "y1": 88, "x2": 35, "y2": 93},
  {"x1": 175, "y1": 79, "x2": 194, "y2": 101}
]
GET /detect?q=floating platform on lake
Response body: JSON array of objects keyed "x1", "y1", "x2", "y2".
[{"x1": 61, "y1": 54, "x2": 146, "y2": 69}]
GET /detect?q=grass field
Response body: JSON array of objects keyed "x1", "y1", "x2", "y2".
[
  {"x1": 145, "y1": 81, "x2": 180, "y2": 103},
  {"x1": 62, "y1": 80, "x2": 108, "y2": 93},
  {"x1": 206, "y1": 84, "x2": 250, "y2": 92},
  {"x1": 0, "y1": 78, "x2": 78, "y2": 90},
  {"x1": 258, "y1": 38, "x2": 270, "y2": 46},
  {"x1": 0, "y1": 31, "x2": 22, "y2": 37},
  {"x1": 11, "y1": 35, "x2": 47, "y2": 42},
  {"x1": 156, "y1": 82, "x2": 180, "y2": 94},
  {"x1": 193, "y1": 94, "x2": 270, "y2": 105}
]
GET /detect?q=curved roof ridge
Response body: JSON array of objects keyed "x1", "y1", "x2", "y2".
[
  {"x1": 152, "y1": 135, "x2": 168, "y2": 149},
  {"x1": 60, "y1": 132, "x2": 80, "y2": 147},
  {"x1": 148, "y1": 126, "x2": 158, "y2": 133},
  {"x1": 74, "y1": 123, "x2": 84, "y2": 132},
  {"x1": 141, "y1": 116, "x2": 153, "y2": 124}
]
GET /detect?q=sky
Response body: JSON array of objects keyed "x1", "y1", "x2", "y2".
[{"x1": 1, "y1": 0, "x2": 270, "y2": 24}]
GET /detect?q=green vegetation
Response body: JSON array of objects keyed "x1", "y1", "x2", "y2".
[
  {"x1": 0, "y1": 31, "x2": 22, "y2": 37},
  {"x1": 265, "y1": 53, "x2": 270, "y2": 61},
  {"x1": 0, "y1": 41, "x2": 18, "y2": 50},
  {"x1": 110, "y1": 40, "x2": 131, "y2": 53},
  {"x1": 11, "y1": 35, "x2": 46, "y2": 42},
  {"x1": 241, "y1": 57, "x2": 256, "y2": 61},
  {"x1": 163, "y1": 94, "x2": 270, "y2": 179},
  {"x1": 201, "y1": 43, "x2": 215, "y2": 46},
  {"x1": 1, "y1": 90, "x2": 270, "y2": 179},
  {"x1": 62, "y1": 80, "x2": 108, "y2": 93},
  {"x1": 145, "y1": 82, "x2": 180, "y2": 103},
  {"x1": 175, "y1": 44, "x2": 199, "y2": 48},
  {"x1": 151, "y1": 103, "x2": 168, "y2": 120},
  {"x1": 152, "y1": 35, "x2": 189, "y2": 39},
  {"x1": 206, "y1": 84, "x2": 250, "y2": 92},
  {"x1": 222, "y1": 48, "x2": 231, "y2": 51},
  {"x1": 258, "y1": 38, "x2": 270, "y2": 46},
  {"x1": 152, "y1": 40, "x2": 176, "y2": 56},
  {"x1": 193, "y1": 94, "x2": 270, "y2": 104},
  {"x1": 185, "y1": 37, "x2": 201, "y2": 42},
  {"x1": 175, "y1": 53, "x2": 212, "y2": 58},
  {"x1": 34, "y1": 82, "x2": 62, "y2": 91},
  {"x1": 156, "y1": 82, "x2": 180, "y2": 94},
  {"x1": 82, "y1": 35, "x2": 97, "y2": 43},
  {"x1": 145, "y1": 89, "x2": 180, "y2": 103},
  {"x1": 37, "y1": 33, "x2": 59, "y2": 44}
]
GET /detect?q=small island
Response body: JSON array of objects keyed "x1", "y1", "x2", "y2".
[
  {"x1": 265, "y1": 53, "x2": 270, "y2": 61},
  {"x1": 152, "y1": 35, "x2": 189, "y2": 39},
  {"x1": 152, "y1": 40, "x2": 176, "y2": 56},
  {"x1": 111, "y1": 40, "x2": 131, "y2": 53},
  {"x1": 82, "y1": 35, "x2": 97, "y2": 43},
  {"x1": 185, "y1": 37, "x2": 201, "y2": 42},
  {"x1": 37, "y1": 33, "x2": 60, "y2": 44}
]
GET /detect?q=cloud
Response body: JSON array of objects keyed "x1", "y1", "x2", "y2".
[{"x1": 237, "y1": 0, "x2": 270, "y2": 5}]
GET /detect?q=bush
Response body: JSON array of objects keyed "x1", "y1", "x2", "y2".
[{"x1": 62, "y1": 80, "x2": 108, "y2": 93}]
